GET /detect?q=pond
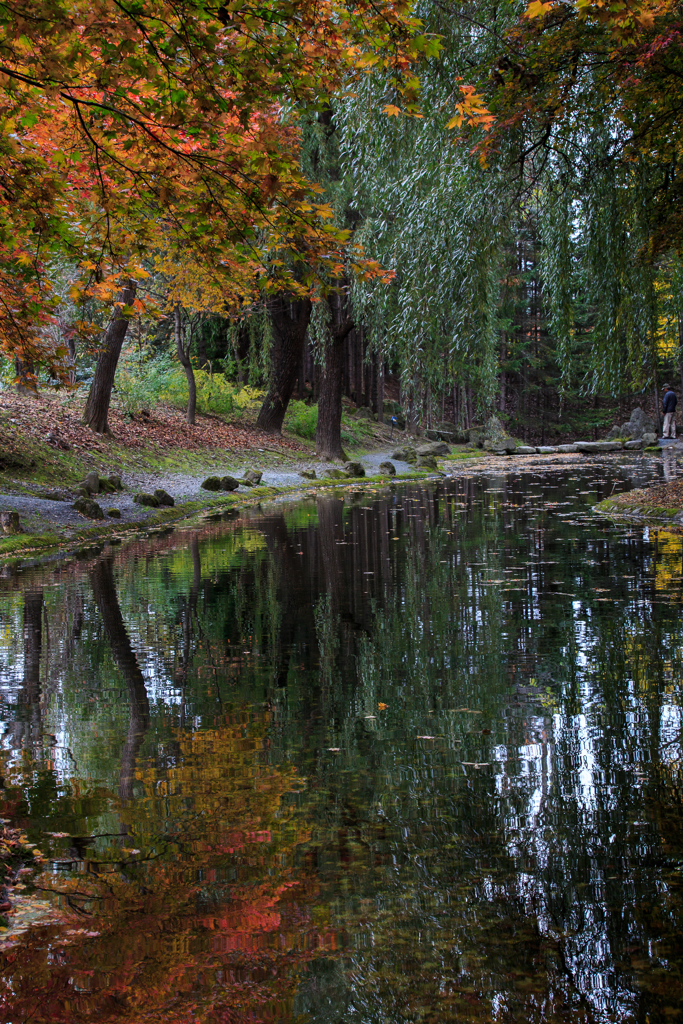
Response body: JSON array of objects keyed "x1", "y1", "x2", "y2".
[{"x1": 1, "y1": 459, "x2": 683, "y2": 1023}]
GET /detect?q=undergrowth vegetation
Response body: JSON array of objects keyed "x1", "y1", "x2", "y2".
[{"x1": 114, "y1": 349, "x2": 263, "y2": 420}]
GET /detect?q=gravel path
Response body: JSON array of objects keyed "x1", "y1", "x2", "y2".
[{"x1": 0, "y1": 450, "x2": 413, "y2": 534}]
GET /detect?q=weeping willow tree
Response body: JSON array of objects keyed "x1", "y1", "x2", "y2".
[{"x1": 331, "y1": 0, "x2": 683, "y2": 431}]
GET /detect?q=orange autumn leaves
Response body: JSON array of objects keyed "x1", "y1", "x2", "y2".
[{"x1": 0, "y1": 0, "x2": 430, "y2": 369}]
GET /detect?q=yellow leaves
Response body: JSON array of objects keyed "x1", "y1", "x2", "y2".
[
  {"x1": 383, "y1": 104, "x2": 403, "y2": 116},
  {"x1": 525, "y1": 0, "x2": 555, "y2": 16},
  {"x1": 447, "y1": 85, "x2": 495, "y2": 132}
]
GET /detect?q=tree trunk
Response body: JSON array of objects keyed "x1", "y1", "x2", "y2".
[
  {"x1": 316, "y1": 294, "x2": 353, "y2": 460},
  {"x1": 82, "y1": 279, "x2": 137, "y2": 434},
  {"x1": 174, "y1": 305, "x2": 197, "y2": 425},
  {"x1": 233, "y1": 326, "x2": 250, "y2": 385},
  {"x1": 377, "y1": 357, "x2": 385, "y2": 423},
  {"x1": 196, "y1": 328, "x2": 209, "y2": 369},
  {"x1": 256, "y1": 294, "x2": 312, "y2": 433},
  {"x1": 15, "y1": 356, "x2": 37, "y2": 395},
  {"x1": 355, "y1": 329, "x2": 364, "y2": 406}
]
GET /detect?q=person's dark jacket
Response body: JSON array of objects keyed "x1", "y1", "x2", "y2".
[{"x1": 663, "y1": 390, "x2": 678, "y2": 414}]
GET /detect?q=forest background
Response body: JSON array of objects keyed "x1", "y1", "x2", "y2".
[{"x1": 2, "y1": 0, "x2": 683, "y2": 457}]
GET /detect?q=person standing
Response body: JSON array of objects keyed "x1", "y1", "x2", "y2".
[{"x1": 662, "y1": 383, "x2": 678, "y2": 438}]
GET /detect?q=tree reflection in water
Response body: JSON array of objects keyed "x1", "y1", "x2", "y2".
[{"x1": 0, "y1": 468, "x2": 681, "y2": 1022}]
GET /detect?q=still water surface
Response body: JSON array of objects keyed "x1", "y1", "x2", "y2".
[{"x1": 1, "y1": 461, "x2": 683, "y2": 1023}]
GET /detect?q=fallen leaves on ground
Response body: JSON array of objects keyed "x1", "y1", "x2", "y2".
[{"x1": 0, "y1": 392, "x2": 308, "y2": 463}]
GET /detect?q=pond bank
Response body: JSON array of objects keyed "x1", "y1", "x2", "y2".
[{"x1": 0, "y1": 443, "x2": 669, "y2": 566}]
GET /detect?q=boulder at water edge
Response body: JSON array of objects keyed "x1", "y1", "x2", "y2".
[
  {"x1": 154, "y1": 488, "x2": 175, "y2": 507},
  {"x1": 624, "y1": 439, "x2": 643, "y2": 450},
  {"x1": 300, "y1": 469, "x2": 316, "y2": 480},
  {"x1": 220, "y1": 476, "x2": 240, "y2": 491},
  {"x1": 416, "y1": 454, "x2": 438, "y2": 470},
  {"x1": 133, "y1": 492, "x2": 160, "y2": 507},
  {"x1": 616, "y1": 408, "x2": 656, "y2": 440},
  {"x1": 241, "y1": 470, "x2": 263, "y2": 487},
  {"x1": 642, "y1": 432, "x2": 658, "y2": 446},
  {"x1": 537, "y1": 446, "x2": 559, "y2": 454},
  {"x1": 344, "y1": 462, "x2": 366, "y2": 477},
  {"x1": 201, "y1": 477, "x2": 221, "y2": 491},
  {"x1": 379, "y1": 461, "x2": 396, "y2": 476},
  {"x1": 73, "y1": 497, "x2": 105, "y2": 519},
  {"x1": 557, "y1": 444, "x2": 579, "y2": 453},
  {"x1": 575, "y1": 441, "x2": 624, "y2": 454},
  {"x1": 514, "y1": 446, "x2": 538, "y2": 455},
  {"x1": 326, "y1": 468, "x2": 347, "y2": 479}
]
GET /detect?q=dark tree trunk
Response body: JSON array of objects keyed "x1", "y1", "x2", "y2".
[
  {"x1": 15, "y1": 356, "x2": 37, "y2": 395},
  {"x1": 233, "y1": 326, "x2": 250, "y2": 384},
  {"x1": 256, "y1": 294, "x2": 312, "y2": 433},
  {"x1": 82, "y1": 279, "x2": 137, "y2": 434},
  {"x1": 174, "y1": 305, "x2": 197, "y2": 425},
  {"x1": 316, "y1": 293, "x2": 354, "y2": 460},
  {"x1": 377, "y1": 357, "x2": 385, "y2": 423},
  {"x1": 196, "y1": 328, "x2": 209, "y2": 369},
  {"x1": 355, "y1": 329, "x2": 364, "y2": 406},
  {"x1": 90, "y1": 557, "x2": 150, "y2": 802}
]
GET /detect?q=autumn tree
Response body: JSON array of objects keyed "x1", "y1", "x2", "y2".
[{"x1": 0, "y1": 0, "x2": 429, "y2": 431}]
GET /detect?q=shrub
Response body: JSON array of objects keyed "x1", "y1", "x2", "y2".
[
  {"x1": 285, "y1": 401, "x2": 317, "y2": 439},
  {"x1": 115, "y1": 348, "x2": 263, "y2": 420},
  {"x1": 115, "y1": 350, "x2": 180, "y2": 415}
]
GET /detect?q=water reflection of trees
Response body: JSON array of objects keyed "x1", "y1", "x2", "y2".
[{"x1": 0, "y1": 474, "x2": 682, "y2": 1020}]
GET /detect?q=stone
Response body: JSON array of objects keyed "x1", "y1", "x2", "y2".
[
  {"x1": 484, "y1": 414, "x2": 507, "y2": 440},
  {"x1": 153, "y1": 488, "x2": 175, "y2": 507},
  {"x1": 437, "y1": 421, "x2": 458, "y2": 433},
  {"x1": 344, "y1": 461, "x2": 366, "y2": 477},
  {"x1": 514, "y1": 446, "x2": 538, "y2": 455},
  {"x1": 133, "y1": 492, "x2": 160, "y2": 507},
  {"x1": 98, "y1": 477, "x2": 117, "y2": 494},
  {"x1": 416, "y1": 454, "x2": 438, "y2": 470},
  {"x1": 618, "y1": 408, "x2": 656, "y2": 439},
  {"x1": 557, "y1": 444, "x2": 579, "y2": 453},
  {"x1": 605, "y1": 425, "x2": 622, "y2": 440},
  {"x1": 300, "y1": 469, "x2": 316, "y2": 480},
  {"x1": 108, "y1": 474, "x2": 123, "y2": 491},
  {"x1": 41, "y1": 489, "x2": 70, "y2": 501},
  {"x1": 107, "y1": 507, "x2": 122, "y2": 518},
  {"x1": 624, "y1": 439, "x2": 643, "y2": 450},
  {"x1": 326, "y1": 468, "x2": 347, "y2": 479},
  {"x1": 642, "y1": 432, "x2": 657, "y2": 446},
  {"x1": 79, "y1": 471, "x2": 100, "y2": 495},
  {"x1": 392, "y1": 447, "x2": 417, "y2": 462},
  {"x1": 201, "y1": 476, "x2": 222, "y2": 491},
  {"x1": 242, "y1": 470, "x2": 263, "y2": 486},
  {"x1": 0, "y1": 510, "x2": 21, "y2": 534},
  {"x1": 537, "y1": 446, "x2": 559, "y2": 454},
  {"x1": 416, "y1": 441, "x2": 449, "y2": 457},
  {"x1": 355, "y1": 406, "x2": 373, "y2": 420},
  {"x1": 467, "y1": 430, "x2": 484, "y2": 448},
  {"x1": 484, "y1": 438, "x2": 517, "y2": 454},
  {"x1": 220, "y1": 476, "x2": 240, "y2": 491},
  {"x1": 575, "y1": 441, "x2": 624, "y2": 454},
  {"x1": 378, "y1": 461, "x2": 396, "y2": 476},
  {"x1": 73, "y1": 497, "x2": 104, "y2": 520}
]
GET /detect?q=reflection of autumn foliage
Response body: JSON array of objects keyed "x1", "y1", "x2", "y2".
[{"x1": 0, "y1": 715, "x2": 333, "y2": 1023}]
